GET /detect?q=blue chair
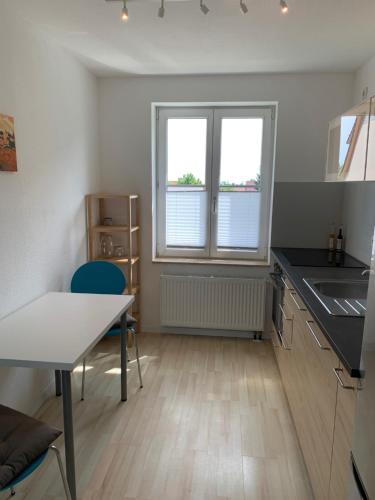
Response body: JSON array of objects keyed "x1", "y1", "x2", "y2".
[
  {"x1": 0, "y1": 405, "x2": 71, "y2": 499},
  {"x1": 71, "y1": 261, "x2": 143, "y2": 400},
  {"x1": 0, "y1": 448, "x2": 71, "y2": 499}
]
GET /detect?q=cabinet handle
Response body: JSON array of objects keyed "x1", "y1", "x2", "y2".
[
  {"x1": 333, "y1": 368, "x2": 355, "y2": 390},
  {"x1": 279, "y1": 304, "x2": 292, "y2": 321},
  {"x1": 290, "y1": 292, "x2": 307, "y2": 311},
  {"x1": 281, "y1": 276, "x2": 292, "y2": 290},
  {"x1": 305, "y1": 320, "x2": 330, "y2": 350},
  {"x1": 277, "y1": 330, "x2": 291, "y2": 350}
]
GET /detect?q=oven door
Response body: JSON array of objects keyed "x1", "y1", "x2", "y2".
[{"x1": 270, "y1": 272, "x2": 284, "y2": 335}]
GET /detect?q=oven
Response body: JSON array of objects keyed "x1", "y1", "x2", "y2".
[{"x1": 270, "y1": 263, "x2": 285, "y2": 342}]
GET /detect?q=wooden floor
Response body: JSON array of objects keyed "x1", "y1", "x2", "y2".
[{"x1": 1, "y1": 333, "x2": 313, "y2": 500}]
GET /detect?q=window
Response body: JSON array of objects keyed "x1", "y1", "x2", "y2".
[{"x1": 154, "y1": 104, "x2": 276, "y2": 262}]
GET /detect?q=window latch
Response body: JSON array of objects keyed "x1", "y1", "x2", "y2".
[{"x1": 212, "y1": 196, "x2": 217, "y2": 214}]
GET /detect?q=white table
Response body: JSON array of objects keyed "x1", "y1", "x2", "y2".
[{"x1": 0, "y1": 292, "x2": 134, "y2": 500}]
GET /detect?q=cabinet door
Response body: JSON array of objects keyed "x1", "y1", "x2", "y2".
[
  {"x1": 329, "y1": 363, "x2": 358, "y2": 500},
  {"x1": 299, "y1": 315, "x2": 339, "y2": 500},
  {"x1": 365, "y1": 96, "x2": 375, "y2": 180},
  {"x1": 326, "y1": 101, "x2": 370, "y2": 182},
  {"x1": 326, "y1": 117, "x2": 341, "y2": 182}
]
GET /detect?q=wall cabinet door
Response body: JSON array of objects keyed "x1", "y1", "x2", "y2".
[
  {"x1": 326, "y1": 101, "x2": 370, "y2": 182},
  {"x1": 365, "y1": 97, "x2": 375, "y2": 180},
  {"x1": 329, "y1": 363, "x2": 358, "y2": 500}
]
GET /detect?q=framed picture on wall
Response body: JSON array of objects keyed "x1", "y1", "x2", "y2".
[{"x1": 0, "y1": 113, "x2": 17, "y2": 172}]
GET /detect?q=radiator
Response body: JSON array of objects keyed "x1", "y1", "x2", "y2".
[{"x1": 160, "y1": 275, "x2": 266, "y2": 331}]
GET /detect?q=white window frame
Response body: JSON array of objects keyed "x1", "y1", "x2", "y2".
[{"x1": 152, "y1": 102, "x2": 277, "y2": 264}]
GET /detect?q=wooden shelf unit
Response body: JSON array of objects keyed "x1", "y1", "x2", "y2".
[{"x1": 86, "y1": 193, "x2": 141, "y2": 328}]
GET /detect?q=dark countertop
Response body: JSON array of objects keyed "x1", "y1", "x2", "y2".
[{"x1": 271, "y1": 247, "x2": 367, "y2": 378}]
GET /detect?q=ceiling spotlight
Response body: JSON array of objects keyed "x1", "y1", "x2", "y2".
[
  {"x1": 121, "y1": 0, "x2": 129, "y2": 21},
  {"x1": 158, "y1": 0, "x2": 165, "y2": 18},
  {"x1": 240, "y1": 0, "x2": 248, "y2": 14},
  {"x1": 200, "y1": 0, "x2": 209, "y2": 15},
  {"x1": 280, "y1": 0, "x2": 288, "y2": 14}
]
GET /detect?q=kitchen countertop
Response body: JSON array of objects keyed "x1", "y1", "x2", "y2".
[{"x1": 271, "y1": 247, "x2": 367, "y2": 378}]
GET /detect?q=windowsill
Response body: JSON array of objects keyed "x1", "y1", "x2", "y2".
[{"x1": 152, "y1": 257, "x2": 270, "y2": 267}]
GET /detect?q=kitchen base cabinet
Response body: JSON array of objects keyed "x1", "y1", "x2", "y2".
[
  {"x1": 288, "y1": 301, "x2": 338, "y2": 500},
  {"x1": 329, "y1": 363, "x2": 359, "y2": 500},
  {"x1": 272, "y1": 285, "x2": 358, "y2": 500}
]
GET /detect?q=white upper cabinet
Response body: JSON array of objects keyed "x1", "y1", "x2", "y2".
[
  {"x1": 365, "y1": 97, "x2": 375, "y2": 180},
  {"x1": 325, "y1": 100, "x2": 371, "y2": 182}
]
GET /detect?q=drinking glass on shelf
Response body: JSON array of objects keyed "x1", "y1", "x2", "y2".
[
  {"x1": 114, "y1": 245, "x2": 126, "y2": 257},
  {"x1": 100, "y1": 234, "x2": 114, "y2": 258}
]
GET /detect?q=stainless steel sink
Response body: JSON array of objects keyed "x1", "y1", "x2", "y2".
[{"x1": 303, "y1": 278, "x2": 368, "y2": 317}]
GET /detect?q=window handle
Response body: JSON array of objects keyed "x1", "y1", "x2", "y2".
[{"x1": 212, "y1": 196, "x2": 217, "y2": 214}]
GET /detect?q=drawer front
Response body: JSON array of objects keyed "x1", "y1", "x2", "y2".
[
  {"x1": 281, "y1": 275, "x2": 294, "y2": 291},
  {"x1": 329, "y1": 364, "x2": 358, "y2": 500}
]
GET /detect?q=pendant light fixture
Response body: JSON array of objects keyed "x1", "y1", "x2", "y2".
[
  {"x1": 200, "y1": 0, "x2": 209, "y2": 15},
  {"x1": 280, "y1": 0, "x2": 288, "y2": 14},
  {"x1": 121, "y1": 0, "x2": 129, "y2": 20},
  {"x1": 158, "y1": 0, "x2": 165, "y2": 18},
  {"x1": 240, "y1": 0, "x2": 248, "y2": 14}
]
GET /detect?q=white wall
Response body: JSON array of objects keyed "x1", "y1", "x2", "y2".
[
  {"x1": 0, "y1": 5, "x2": 100, "y2": 413},
  {"x1": 341, "y1": 55, "x2": 375, "y2": 264},
  {"x1": 98, "y1": 73, "x2": 352, "y2": 332},
  {"x1": 353, "y1": 55, "x2": 375, "y2": 104}
]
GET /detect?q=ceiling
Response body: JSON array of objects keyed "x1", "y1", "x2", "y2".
[{"x1": 10, "y1": 0, "x2": 375, "y2": 76}]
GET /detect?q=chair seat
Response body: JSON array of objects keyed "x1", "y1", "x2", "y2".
[
  {"x1": 106, "y1": 313, "x2": 137, "y2": 337},
  {"x1": 0, "y1": 405, "x2": 61, "y2": 489}
]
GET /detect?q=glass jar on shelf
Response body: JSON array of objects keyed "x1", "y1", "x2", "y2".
[{"x1": 100, "y1": 234, "x2": 114, "y2": 258}]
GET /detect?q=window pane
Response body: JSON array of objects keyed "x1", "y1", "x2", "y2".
[
  {"x1": 219, "y1": 118, "x2": 263, "y2": 189},
  {"x1": 167, "y1": 118, "x2": 207, "y2": 186},
  {"x1": 165, "y1": 117, "x2": 208, "y2": 249},
  {"x1": 217, "y1": 118, "x2": 263, "y2": 250},
  {"x1": 166, "y1": 190, "x2": 207, "y2": 248}
]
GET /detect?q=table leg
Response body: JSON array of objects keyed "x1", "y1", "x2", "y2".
[
  {"x1": 62, "y1": 371, "x2": 77, "y2": 500},
  {"x1": 120, "y1": 312, "x2": 128, "y2": 402},
  {"x1": 55, "y1": 370, "x2": 62, "y2": 397}
]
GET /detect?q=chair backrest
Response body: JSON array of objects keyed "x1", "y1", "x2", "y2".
[{"x1": 71, "y1": 261, "x2": 126, "y2": 295}]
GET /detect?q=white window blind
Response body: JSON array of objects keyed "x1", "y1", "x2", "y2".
[
  {"x1": 155, "y1": 104, "x2": 276, "y2": 261},
  {"x1": 166, "y1": 190, "x2": 207, "y2": 248},
  {"x1": 217, "y1": 192, "x2": 261, "y2": 249}
]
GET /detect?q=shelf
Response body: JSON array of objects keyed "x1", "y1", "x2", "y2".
[
  {"x1": 92, "y1": 225, "x2": 129, "y2": 233},
  {"x1": 124, "y1": 284, "x2": 140, "y2": 295},
  {"x1": 93, "y1": 256, "x2": 140, "y2": 265},
  {"x1": 92, "y1": 225, "x2": 139, "y2": 234},
  {"x1": 89, "y1": 193, "x2": 139, "y2": 200},
  {"x1": 86, "y1": 192, "x2": 141, "y2": 326}
]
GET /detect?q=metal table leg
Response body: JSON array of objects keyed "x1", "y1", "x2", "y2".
[
  {"x1": 62, "y1": 371, "x2": 77, "y2": 500},
  {"x1": 120, "y1": 313, "x2": 128, "y2": 402},
  {"x1": 55, "y1": 370, "x2": 62, "y2": 397}
]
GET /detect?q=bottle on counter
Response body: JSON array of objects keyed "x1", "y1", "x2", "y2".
[
  {"x1": 336, "y1": 226, "x2": 344, "y2": 252},
  {"x1": 328, "y1": 223, "x2": 336, "y2": 251}
]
